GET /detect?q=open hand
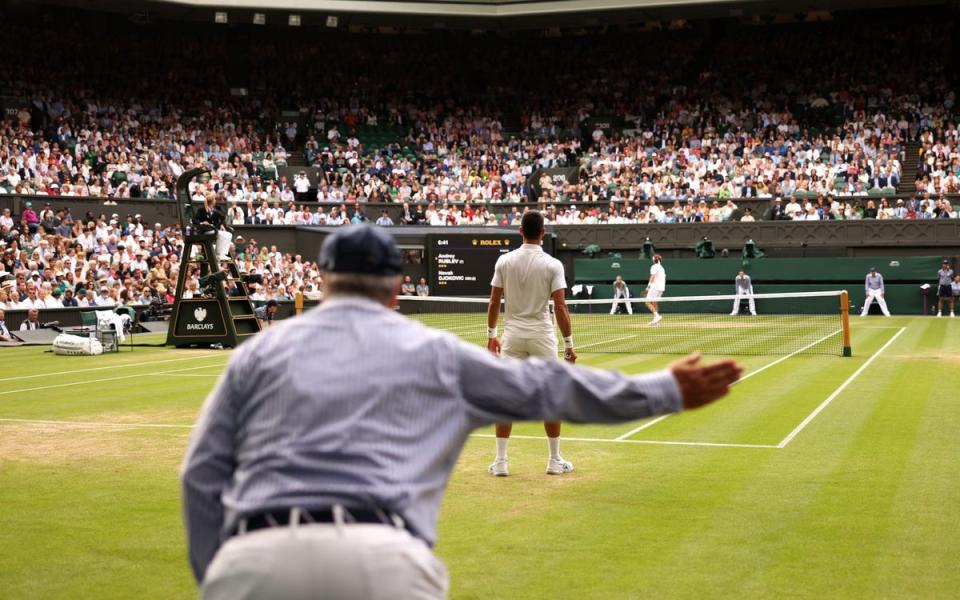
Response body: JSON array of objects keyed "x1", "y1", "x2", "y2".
[{"x1": 670, "y1": 353, "x2": 742, "y2": 410}]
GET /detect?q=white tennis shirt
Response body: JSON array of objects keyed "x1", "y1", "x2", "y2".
[
  {"x1": 650, "y1": 263, "x2": 666, "y2": 292},
  {"x1": 491, "y1": 243, "x2": 566, "y2": 337}
]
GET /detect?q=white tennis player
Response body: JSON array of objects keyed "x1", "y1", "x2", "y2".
[
  {"x1": 644, "y1": 254, "x2": 666, "y2": 325},
  {"x1": 487, "y1": 210, "x2": 576, "y2": 476}
]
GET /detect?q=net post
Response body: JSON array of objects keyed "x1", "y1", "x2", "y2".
[
  {"x1": 840, "y1": 290, "x2": 852, "y2": 357},
  {"x1": 295, "y1": 291, "x2": 304, "y2": 316}
]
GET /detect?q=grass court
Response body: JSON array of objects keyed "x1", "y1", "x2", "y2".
[{"x1": 1, "y1": 316, "x2": 958, "y2": 598}]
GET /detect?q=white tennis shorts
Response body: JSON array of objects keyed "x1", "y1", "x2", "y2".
[
  {"x1": 646, "y1": 289, "x2": 664, "y2": 300},
  {"x1": 502, "y1": 331, "x2": 558, "y2": 360}
]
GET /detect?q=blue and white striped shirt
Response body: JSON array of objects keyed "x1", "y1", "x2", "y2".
[
  {"x1": 181, "y1": 296, "x2": 682, "y2": 582},
  {"x1": 865, "y1": 273, "x2": 885, "y2": 293}
]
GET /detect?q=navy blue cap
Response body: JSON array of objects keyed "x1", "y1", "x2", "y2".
[{"x1": 319, "y1": 225, "x2": 402, "y2": 276}]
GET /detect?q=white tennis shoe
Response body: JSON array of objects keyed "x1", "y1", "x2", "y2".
[
  {"x1": 546, "y1": 456, "x2": 574, "y2": 475},
  {"x1": 488, "y1": 459, "x2": 509, "y2": 477},
  {"x1": 650, "y1": 314, "x2": 663, "y2": 326}
]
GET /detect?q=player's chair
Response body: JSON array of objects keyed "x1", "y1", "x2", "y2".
[
  {"x1": 68, "y1": 311, "x2": 119, "y2": 352},
  {"x1": 114, "y1": 305, "x2": 137, "y2": 350}
]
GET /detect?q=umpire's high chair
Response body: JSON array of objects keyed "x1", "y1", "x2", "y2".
[{"x1": 166, "y1": 168, "x2": 261, "y2": 348}]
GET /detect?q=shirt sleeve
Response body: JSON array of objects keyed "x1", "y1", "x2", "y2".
[
  {"x1": 490, "y1": 256, "x2": 504, "y2": 288},
  {"x1": 451, "y1": 336, "x2": 682, "y2": 426},
  {"x1": 550, "y1": 260, "x2": 566, "y2": 293},
  {"x1": 180, "y1": 355, "x2": 242, "y2": 583}
]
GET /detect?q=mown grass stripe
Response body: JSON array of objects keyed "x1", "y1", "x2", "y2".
[{"x1": 743, "y1": 322, "x2": 934, "y2": 596}]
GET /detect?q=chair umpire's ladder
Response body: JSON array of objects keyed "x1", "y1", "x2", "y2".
[{"x1": 166, "y1": 168, "x2": 261, "y2": 348}]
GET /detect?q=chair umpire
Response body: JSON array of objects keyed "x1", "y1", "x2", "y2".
[{"x1": 181, "y1": 225, "x2": 742, "y2": 599}]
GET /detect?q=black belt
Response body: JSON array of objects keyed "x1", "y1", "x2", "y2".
[{"x1": 233, "y1": 507, "x2": 413, "y2": 538}]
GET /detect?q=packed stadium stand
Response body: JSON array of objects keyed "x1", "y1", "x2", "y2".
[{"x1": 0, "y1": 4, "x2": 958, "y2": 316}]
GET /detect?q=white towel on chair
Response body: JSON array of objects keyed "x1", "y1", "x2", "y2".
[{"x1": 95, "y1": 311, "x2": 130, "y2": 343}]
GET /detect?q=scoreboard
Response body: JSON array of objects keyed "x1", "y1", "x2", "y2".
[{"x1": 428, "y1": 233, "x2": 523, "y2": 296}]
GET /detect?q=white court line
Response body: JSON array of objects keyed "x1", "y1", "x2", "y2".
[
  {"x1": 0, "y1": 353, "x2": 227, "y2": 383},
  {"x1": 158, "y1": 373, "x2": 222, "y2": 378},
  {"x1": 777, "y1": 326, "x2": 906, "y2": 448},
  {"x1": 614, "y1": 414, "x2": 671, "y2": 440},
  {"x1": 438, "y1": 323, "x2": 483, "y2": 334},
  {"x1": 471, "y1": 433, "x2": 776, "y2": 449},
  {"x1": 0, "y1": 363, "x2": 225, "y2": 397},
  {"x1": 612, "y1": 328, "x2": 841, "y2": 441},
  {"x1": 0, "y1": 418, "x2": 194, "y2": 430},
  {"x1": 729, "y1": 328, "x2": 842, "y2": 384},
  {"x1": 577, "y1": 334, "x2": 638, "y2": 351}
]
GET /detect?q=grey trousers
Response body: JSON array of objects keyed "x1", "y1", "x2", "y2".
[{"x1": 202, "y1": 521, "x2": 448, "y2": 600}]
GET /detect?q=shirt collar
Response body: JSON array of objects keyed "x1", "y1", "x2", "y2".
[
  {"x1": 521, "y1": 243, "x2": 543, "y2": 251},
  {"x1": 318, "y1": 295, "x2": 391, "y2": 312}
]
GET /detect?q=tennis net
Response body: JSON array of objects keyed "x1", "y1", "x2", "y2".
[{"x1": 398, "y1": 291, "x2": 851, "y2": 356}]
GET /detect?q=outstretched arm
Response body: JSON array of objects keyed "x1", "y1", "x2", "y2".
[{"x1": 456, "y1": 337, "x2": 741, "y2": 425}]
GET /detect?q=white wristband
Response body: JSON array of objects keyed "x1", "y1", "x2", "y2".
[
  {"x1": 487, "y1": 327, "x2": 498, "y2": 339},
  {"x1": 563, "y1": 335, "x2": 574, "y2": 349}
]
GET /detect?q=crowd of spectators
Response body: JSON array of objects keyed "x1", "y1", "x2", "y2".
[
  {"x1": 0, "y1": 205, "x2": 325, "y2": 315},
  {"x1": 0, "y1": 9, "x2": 958, "y2": 321},
  {"x1": 1, "y1": 11, "x2": 957, "y2": 213},
  {"x1": 916, "y1": 122, "x2": 960, "y2": 195}
]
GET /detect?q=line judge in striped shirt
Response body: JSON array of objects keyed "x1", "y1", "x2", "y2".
[{"x1": 181, "y1": 224, "x2": 742, "y2": 599}]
